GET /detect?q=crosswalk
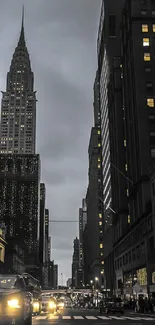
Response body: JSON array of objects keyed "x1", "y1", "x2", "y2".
[{"x1": 34, "y1": 314, "x2": 155, "y2": 321}]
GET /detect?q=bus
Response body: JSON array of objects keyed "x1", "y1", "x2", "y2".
[{"x1": 22, "y1": 273, "x2": 42, "y2": 315}]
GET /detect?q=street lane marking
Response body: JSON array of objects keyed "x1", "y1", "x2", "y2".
[
  {"x1": 62, "y1": 316, "x2": 71, "y2": 319},
  {"x1": 48, "y1": 316, "x2": 59, "y2": 320},
  {"x1": 110, "y1": 316, "x2": 126, "y2": 320},
  {"x1": 98, "y1": 316, "x2": 110, "y2": 320},
  {"x1": 86, "y1": 316, "x2": 97, "y2": 319},
  {"x1": 73, "y1": 316, "x2": 84, "y2": 319},
  {"x1": 139, "y1": 318, "x2": 155, "y2": 321}
]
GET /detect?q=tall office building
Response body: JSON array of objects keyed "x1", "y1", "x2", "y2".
[
  {"x1": 39, "y1": 183, "x2": 46, "y2": 285},
  {"x1": 84, "y1": 71, "x2": 104, "y2": 285},
  {"x1": 97, "y1": 0, "x2": 155, "y2": 296},
  {"x1": 72, "y1": 237, "x2": 79, "y2": 287},
  {"x1": 0, "y1": 10, "x2": 36, "y2": 154},
  {"x1": 98, "y1": 0, "x2": 125, "y2": 227},
  {"x1": 113, "y1": 0, "x2": 155, "y2": 297},
  {"x1": 97, "y1": 0, "x2": 125, "y2": 292},
  {"x1": 79, "y1": 198, "x2": 87, "y2": 268},
  {"x1": 44, "y1": 208, "x2": 49, "y2": 287},
  {"x1": 0, "y1": 11, "x2": 40, "y2": 278},
  {"x1": 53, "y1": 264, "x2": 58, "y2": 289}
]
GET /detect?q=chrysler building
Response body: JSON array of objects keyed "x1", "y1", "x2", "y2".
[{"x1": 0, "y1": 9, "x2": 36, "y2": 154}]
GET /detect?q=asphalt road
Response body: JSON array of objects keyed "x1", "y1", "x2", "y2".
[{"x1": 32, "y1": 308, "x2": 155, "y2": 325}]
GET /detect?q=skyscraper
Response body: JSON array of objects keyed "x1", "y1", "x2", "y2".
[
  {"x1": 0, "y1": 8, "x2": 36, "y2": 154},
  {"x1": 0, "y1": 10, "x2": 40, "y2": 278},
  {"x1": 79, "y1": 198, "x2": 87, "y2": 268},
  {"x1": 72, "y1": 237, "x2": 79, "y2": 287},
  {"x1": 97, "y1": 0, "x2": 125, "y2": 292},
  {"x1": 84, "y1": 71, "x2": 104, "y2": 285}
]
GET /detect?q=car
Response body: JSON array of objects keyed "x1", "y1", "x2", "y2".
[
  {"x1": 41, "y1": 294, "x2": 57, "y2": 313},
  {"x1": 99, "y1": 297, "x2": 124, "y2": 314},
  {"x1": 57, "y1": 298, "x2": 65, "y2": 310},
  {"x1": 0, "y1": 274, "x2": 33, "y2": 325}
]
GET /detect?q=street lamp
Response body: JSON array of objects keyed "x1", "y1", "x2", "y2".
[{"x1": 95, "y1": 277, "x2": 99, "y2": 308}]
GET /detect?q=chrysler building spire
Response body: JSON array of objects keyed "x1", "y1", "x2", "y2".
[
  {"x1": 0, "y1": 9, "x2": 36, "y2": 154},
  {"x1": 18, "y1": 5, "x2": 25, "y2": 47}
]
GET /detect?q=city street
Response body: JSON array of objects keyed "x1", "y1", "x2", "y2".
[{"x1": 32, "y1": 308, "x2": 155, "y2": 324}]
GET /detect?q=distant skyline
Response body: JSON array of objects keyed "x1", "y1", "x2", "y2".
[{"x1": 0, "y1": 0, "x2": 101, "y2": 284}]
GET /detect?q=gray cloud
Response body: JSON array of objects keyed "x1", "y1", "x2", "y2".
[{"x1": 0, "y1": 0, "x2": 101, "y2": 284}]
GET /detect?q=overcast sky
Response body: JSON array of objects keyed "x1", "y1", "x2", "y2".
[{"x1": 0, "y1": 0, "x2": 101, "y2": 284}]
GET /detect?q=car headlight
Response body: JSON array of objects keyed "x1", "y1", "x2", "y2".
[
  {"x1": 33, "y1": 302, "x2": 39, "y2": 309},
  {"x1": 49, "y1": 302, "x2": 56, "y2": 309},
  {"x1": 7, "y1": 299, "x2": 21, "y2": 308}
]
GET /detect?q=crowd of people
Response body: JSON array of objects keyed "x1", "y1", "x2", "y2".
[{"x1": 130, "y1": 296, "x2": 155, "y2": 313}]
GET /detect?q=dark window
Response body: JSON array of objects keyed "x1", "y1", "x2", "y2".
[
  {"x1": 149, "y1": 115, "x2": 155, "y2": 120},
  {"x1": 151, "y1": 0, "x2": 155, "y2": 5},
  {"x1": 149, "y1": 236, "x2": 154, "y2": 252},
  {"x1": 129, "y1": 251, "x2": 131, "y2": 262},
  {"x1": 152, "y1": 182, "x2": 155, "y2": 195},
  {"x1": 146, "y1": 82, "x2": 153, "y2": 89},
  {"x1": 109, "y1": 15, "x2": 116, "y2": 37}
]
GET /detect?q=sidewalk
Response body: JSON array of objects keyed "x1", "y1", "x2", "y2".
[{"x1": 128, "y1": 310, "x2": 155, "y2": 318}]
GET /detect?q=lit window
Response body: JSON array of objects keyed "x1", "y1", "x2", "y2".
[
  {"x1": 100, "y1": 230, "x2": 103, "y2": 234},
  {"x1": 101, "y1": 261, "x2": 104, "y2": 265},
  {"x1": 128, "y1": 215, "x2": 130, "y2": 224},
  {"x1": 99, "y1": 213, "x2": 102, "y2": 218},
  {"x1": 124, "y1": 140, "x2": 126, "y2": 147},
  {"x1": 142, "y1": 24, "x2": 148, "y2": 32},
  {"x1": 127, "y1": 189, "x2": 129, "y2": 197},
  {"x1": 125, "y1": 164, "x2": 128, "y2": 171},
  {"x1": 100, "y1": 243, "x2": 103, "y2": 249},
  {"x1": 101, "y1": 270, "x2": 104, "y2": 274},
  {"x1": 143, "y1": 38, "x2": 150, "y2": 46},
  {"x1": 98, "y1": 143, "x2": 101, "y2": 147},
  {"x1": 151, "y1": 148, "x2": 155, "y2": 158},
  {"x1": 98, "y1": 164, "x2": 101, "y2": 168},
  {"x1": 98, "y1": 130, "x2": 101, "y2": 135},
  {"x1": 147, "y1": 98, "x2": 155, "y2": 107},
  {"x1": 144, "y1": 53, "x2": 151, "y2": 61},
  {"x1": 153, "y1": 24, "x2": 155, "y2": 32},
  {"x1": 100, "y1": 252, "x2": 103, "y2": 256},
  {"x1": 99, "y1": 221, "x2": 102, "y2": 226},
  {"x1": 98, "y1": 157, "x2": 101, "y2": 162}
]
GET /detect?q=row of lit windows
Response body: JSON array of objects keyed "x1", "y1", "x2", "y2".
[{"x1": 142, "y1": 24, "x2": 155, "y2": 33}]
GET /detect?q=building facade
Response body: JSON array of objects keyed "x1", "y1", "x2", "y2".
[
  {"x1": 84, "y1": 71, "x2": 104, "y2": 286},
  {"x1": 66, "y1": 278, "x2": 72, "y2": 288},
  {"x1": 53, "y1": 264, "x2": 58, "y2": 289},
  {"x1": 44, "y1": 208, "x2": 49, "y2": 286},
  {"x1": 39, "y1": 183, "x2": 46, "y2": 286},
  {"x1": 0, "y1": 154, "x2": 40, "y2": 276},
  {"x1": 79, "y1": 198, "x2": 87, "y2": 281},
  {"x1": 97, "y1": 0, "x2": 126, "y2": 292},
  {"x1": 114, "y1": 0, "x2": 155, "y2": 297},
  {"x1": 97, "y1": 0, "x2": 155, "y2": 296},
  {"x1": 72, "y1": 237, "x2": 79, "y2": 287}
]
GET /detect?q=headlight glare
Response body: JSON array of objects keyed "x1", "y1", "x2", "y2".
[
  {"x1": 33, "y1": 302, "x2": 39, "y2": 309},
  {"x1": 49, "y1": 301, "x2": 56, "y2": 309},
  {"x1": 7, "y1": 299, "x2": 20, "y2": 308}
]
